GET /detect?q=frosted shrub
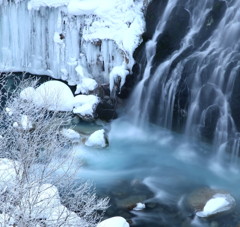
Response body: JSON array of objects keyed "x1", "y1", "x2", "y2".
[{"x1": 0, "y1": 74, "x2": 109, "y2": 226}]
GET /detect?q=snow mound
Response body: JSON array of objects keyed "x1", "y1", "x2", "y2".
[
  {"x1": 73, "y1": 95, "x2": 99, "y2": 117},
  {"x1": 85, "y1": 129, "x2": 107, "y2": 148},
  {"x1": 20, "y1": 81, "x2": 74, "y2": 111},
  {"x1": 97, "y1": 216, "x2": 129, "y2": 227},
  {"x1": 20, "y1": 87, "x2": 36, "y2": 102},
  {"x1": 61, "y1": 128, "x2": 81, "y2": 142},
  {"x1": 196, "y1": 193, "x2": 236, "y2": 218},
  {"x1": 35, "y1": 81, "x2": 74, "y2": 111}
]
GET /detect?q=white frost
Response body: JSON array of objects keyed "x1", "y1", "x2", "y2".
[
  {"x1": 85, "y1": 129, "x2": 107, "y2": 148},
  {"x1": 97, "y1": 216, "x2": 129, "y2": 227},
  {"x1": 21, "y1": 114, "x2": 33, "y2": 130}
]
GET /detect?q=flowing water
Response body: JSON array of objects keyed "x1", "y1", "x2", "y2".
[
  {"x1": 128, "y1": 0, "x2": 240, "y2": 160},
  {"x1": 55, "y1": 1, "x2": 240, "y2": 225},
  {"x1": 71, "y1": 119, "x2": 240, "y2": 226}
]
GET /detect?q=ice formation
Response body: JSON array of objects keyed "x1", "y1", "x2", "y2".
[{"x1": 0, "y1": 0, "x2": 146, "y2": 88}]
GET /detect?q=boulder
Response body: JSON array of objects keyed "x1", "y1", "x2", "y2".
[
  {"x1": 184, "y1": 187, "x2": 236, "y2": 218},
  {"x1": 196, "y1": 193, "x2": 236, "y2": 218}
]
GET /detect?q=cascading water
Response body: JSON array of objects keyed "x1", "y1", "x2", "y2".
[{"x1": 129, "y1": 0, "x2": 240, "y2": 160}]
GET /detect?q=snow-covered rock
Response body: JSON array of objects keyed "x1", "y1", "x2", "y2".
[
  {"x1": 97, "y1": 216, "x2": 129, "y2": 227},
  {"x1": 73, "y1": 95, "x2": 99, "y2": 120},
  {"x1": 20, "y1": 87, "x2": 36, "y2": 102},
  {"x1": 75, "y1": 78, "x2": 98, "y2": 94},
  {"x1": 61, "y1": 128, "x2": 81, "y2": 142},
  {"x1": 85, "y1": 129, "x2": 108, "y2": 148},
  {"x1": 20, "y1": 81, "x2": 74, "y2": 111},
  {"x1": 196, "y1": 193, "x2": 236, "y2": 218},
  {"x1": 133, "y1": 202, "x2": 146, "y2": 211},
  {"x1": 34, "y1": 81, "x2": 74, "y2": 111},
  {"x1": 109, "y1": 65, "x2": 129, "y2": 93}
]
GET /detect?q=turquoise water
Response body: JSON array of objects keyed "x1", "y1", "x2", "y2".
[{"x1": 72, "y1": 119, "x2": 240, "y2": 226}]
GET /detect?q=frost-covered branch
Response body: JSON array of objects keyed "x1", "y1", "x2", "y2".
[{"x1": 0, "y1": 75, "x2": 109, "y2": 226}]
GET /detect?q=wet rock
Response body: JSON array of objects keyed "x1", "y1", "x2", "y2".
[
  {"x1": 115, "y1": 195, "x2": 148, "y2": 210},
  {"x1": 133, "y1": 202, "x2": 146, "y2": 211},
  {"x1": 196, "y1": 193, "x2": 236, "y2": 218},
  {"x1": 183, "y1": 187, "x2": 235, "y2": 218},
  {"x1": 96, "y1": 100, "x2": 117, "y2": 121}
]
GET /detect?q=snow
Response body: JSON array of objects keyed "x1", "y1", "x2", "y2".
[
  {"x1": 196, "y1": 193, "x2": 236, "y2": 218},
  {"x1": 0, "y1": 159, "x2": 20, "y2": 187},
  {"x1": 109, "y1": 65, "x2": 129, "y2": 92},
  {"x1": 85, "y1": 129, "x2": 107, "y2": 148},
  {"x1": 28, "y1": 0, "x2": 69, "y2": 10},
  {"x1": 133, "y1": 202, "x2": 146, "y2": 211},
  {"x1": 73, "y1": 94, "x2": 99, "y2": 117},
  {"x1": 20, "y1": 81, "x2": 100, "y2": 118},
  {"x1": 75, "y1": 78, "x2": 97, "y2": 94},
  {"x1": 13, "y1": 122, "x2": 19, "y2": 128},
  {"x1": 5, "y1": 107, "x2": 13, "y2": 116},
  {"x1": 97, "y1": 216, "x2": 129, "y2": 227},
  {"x1": 20, "y1": 87, "x2": 36, "y2": 102},
  {"x1": 34, "y1": 81, "x2": 74, "y2": 111},
  {"x1": 21, "y1": 115, "x2": 33, "y2": 130},
  {"x1": 61, "y1": 128, "x2": 81, "y2": 142},
  {"x1": 20, "y1": 81, "x2": 74, "y2": 111}
]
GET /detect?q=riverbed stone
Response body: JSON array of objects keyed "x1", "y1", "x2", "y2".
[{"x1": 184, "y1": 187, "x2": 235, "y2": 218}]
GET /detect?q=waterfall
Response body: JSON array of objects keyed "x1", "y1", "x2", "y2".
[{"x1": 129, "y1": 0, "x2": 240, "y2": 158}]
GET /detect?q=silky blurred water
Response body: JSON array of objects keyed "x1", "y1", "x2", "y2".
[{"x1": 70, "y1": 119, "x2": 240, "y2": 226}]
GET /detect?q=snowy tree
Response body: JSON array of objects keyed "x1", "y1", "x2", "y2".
[{"x1": 0, "y1": 75, "x2": 109, "y2": 226}]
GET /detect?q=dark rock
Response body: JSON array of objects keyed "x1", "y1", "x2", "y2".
[{"x1": 96, "y1": 100, "x2": 117, "y2": 121}]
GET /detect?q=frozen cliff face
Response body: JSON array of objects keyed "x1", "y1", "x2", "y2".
[{"x1": 0, "y1": 0, "x2": 145, "y2": 87}]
